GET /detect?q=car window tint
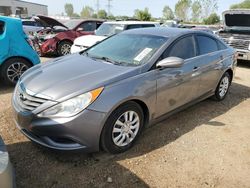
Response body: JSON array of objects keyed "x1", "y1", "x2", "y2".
[
  {"x1": 197, "y1": 35, "x2": 218, "y2": 55},
  {"x1": 167, "y1": 36, "x2": 195, "y2": 59},
  {"x1": 79, "y1": 22, "x2": 96, "y2": 31},
  {"x1": 0, "y1": 21, "x2": 4, "y2": 35},
  {"x1": 126, "y1": 24, "x2": 142, "y2": 30},
  {"x1": 142, "y1": 24, "x2": 155, "y2": 28},
  {"x1": 217, "y1": 40, "x2": 227, "y2": 50},
  {"x1": 22, "y1": 21, "x2": 35, "y2": 26},
  {"x1": 96, "y1": 22, "x2": 103, "y2": 29}
]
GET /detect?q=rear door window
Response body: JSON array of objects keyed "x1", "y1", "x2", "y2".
[
  {"x1": 164, "y1": 36, "x2": 196, "y2": 60},
  {"x1": 0, "y1": 21, "x2": 4, "y2": 35},
  {"x1": 196, "y1": 35, "x2": 218, "y2": 55}
]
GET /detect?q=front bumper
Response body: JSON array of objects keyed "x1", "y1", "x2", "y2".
[
  {"x1": 0, "y1": 137, "x2": 15, "y2": 188},
  {"x1": 12, "y1": 100, "x2": 107, "y2": 152},
  {"x1": 40, "y1": 38, "x2": 58, "y2": 55}
]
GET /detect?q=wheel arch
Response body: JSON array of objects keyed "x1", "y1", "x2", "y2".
[
  {"x1": 225, "y1": 68, "x2": 233, "y2": 83},
  {"x1": 0, "y1": 56, "x2": 33, "y2": 72}
]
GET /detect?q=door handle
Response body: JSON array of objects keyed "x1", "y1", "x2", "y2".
[{"x1": 193, "y1": 66, "x2": 200, "y2": 72}]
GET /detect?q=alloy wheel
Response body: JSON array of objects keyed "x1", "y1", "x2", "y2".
[
  {"x1": 112, "y1": 110, "x2": 140, "y2": 147},
  {"x1": 61, "y1": 43, "x2": 71, "y2": 55},
  {"x1": 219, "y1": 76, "x2": 229, "y2": 98},
  {"x1": 7, "y1": 62, "x2": 29, "y2": 83}
]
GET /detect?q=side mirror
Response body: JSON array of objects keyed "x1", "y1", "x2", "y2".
[
  {"x1": 156, "y1": 57, "x2": 184, "y2": 69},
  {"x1": 76, "y1": 27, "x2": 84, "y2": 32}
]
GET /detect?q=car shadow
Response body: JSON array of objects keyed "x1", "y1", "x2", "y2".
[
  {"x1": 0, "y1": 85, "x2": 14, "y2": 95},
  {"x1": 6, "y1": 82, "x2": 250, "y2": 187}
]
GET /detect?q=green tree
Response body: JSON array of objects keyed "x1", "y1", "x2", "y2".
[
  {"x1": 64, "y1": 3, "x2": 74, "y2": 17},
  {"x1": 230, "y1": 0, "x2": 250, "y2": 9},
  {"x1": 162, "y1": 5, "x2": 175, "y2": 20},
  {"x1": 192, "y1": 0, "x2": 202, "y2": 23},
  {"x1": 81, "y1": 6, "x2": 94, "y2": 18},
  {"x1": 175, "y1": 0, "x2": 192, "y2": 22},
  {"x1": 134, "y1": 8, "x2": 152, "y2": 21},
  {"x1": 201, "y1": 0, "x2": 218, "y2": 18},
  {"x1": 98, "y1": 10, "x2": 108, "y2": 19},
  {"x1": 203, "y1": 13, "x2": 220, "y2": 24},
  {"x1": 72, "y1": 13, "x2": 80, "y2": 18}
]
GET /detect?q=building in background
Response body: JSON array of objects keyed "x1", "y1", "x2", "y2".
[{"x1": 0, "y1": 0, "x2": 48, "y2": 18}]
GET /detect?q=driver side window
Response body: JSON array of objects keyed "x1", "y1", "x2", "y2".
[
  {"x1": 163, "y1": 36, "x2": 196, "y2": 60},
  {"x1": 78, "y1": 22, "x2": 96, "y2": 31}
]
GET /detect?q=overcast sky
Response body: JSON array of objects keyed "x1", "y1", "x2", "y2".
[{"x1": 25, "y1": 0, "x2": 244, "y2": 17}]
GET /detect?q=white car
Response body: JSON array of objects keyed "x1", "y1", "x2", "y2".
[
  {"x1": 71, "y1": 21, "x2": 160, "y2": 53},
  {"x1": 22, "y1": 20, "x2": 44, "y2": 35}
]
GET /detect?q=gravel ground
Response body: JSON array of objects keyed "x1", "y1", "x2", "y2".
[{"x1": 1, "y1": 59, "x2": 250, "y2": 188}]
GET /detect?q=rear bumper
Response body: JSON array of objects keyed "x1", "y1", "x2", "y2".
[
  {"x1": 12, "y1": 99, "x2": 107, "y2": 152},
  {"x1": 236, "y1": 50, "x2": 250, "y2": 60},
  {"x1": 0, "y1": 138, "x2": 15, "y2": 188}
]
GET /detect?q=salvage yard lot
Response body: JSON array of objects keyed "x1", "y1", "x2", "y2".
[{"x1": 1, "y1": 59, "x2": 250, "y2": 188}]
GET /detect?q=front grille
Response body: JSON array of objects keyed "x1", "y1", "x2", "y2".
[
  {"x1": 16, "y1": 86, "x2": 48, "y2": 111},
  {"x1": 218, "y1": 33, "x2": 250, "y2": 50}
]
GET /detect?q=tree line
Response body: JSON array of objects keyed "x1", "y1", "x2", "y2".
[{"x1": 64, "y1": 0, "x2": 250, "y2": 25}]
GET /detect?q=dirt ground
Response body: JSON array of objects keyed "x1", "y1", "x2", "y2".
[{"x1": 1, "y1": 60, "x2": 250, "y2": 188}]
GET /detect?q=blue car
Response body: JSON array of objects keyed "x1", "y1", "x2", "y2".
[{"x1": 0, "y1": 16, "x2": 40, "y2": 85}]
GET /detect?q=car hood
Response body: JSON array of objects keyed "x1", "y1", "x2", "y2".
[
  {"x1": 33, "y1": 15, "x2": 68, "y2": 29},
  {"x1": 223, "y1": 10, "x2": 250, "y2": 30},
  {"x1": 20, "y1": 54, "x2": 139, "y2": 102},
  {"x1": 74, "y1": 35, "x2": 107, "y2": 47}
]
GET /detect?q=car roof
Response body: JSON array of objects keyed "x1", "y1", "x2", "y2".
[
  {"x1": 104, "y1": 21, "x2": 159, "y2": 25},
  {"x1": 121, "y1": 27, "x2": 202, "y2": 37}
]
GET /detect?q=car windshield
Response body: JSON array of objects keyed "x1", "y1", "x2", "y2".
[
  {"x1": 95, "y1": 23, "x2": 125, "y2": 36},
  {"x1": 64, "y1": 20, "x2": 82, "y2": 29},
  {"x1": 85, "y1": 34, "x2": 168, "y2": 66}
]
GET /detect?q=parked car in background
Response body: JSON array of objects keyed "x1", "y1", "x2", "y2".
[
  {"x1": 0, "y1": 136, "x2": 15, "y2": 188},
  {"x1": 22, "y1": 19, "x2": 44, "y2": 35},
  {"x1": 217, "y1": 10, "x2": 250, "y2": 61},
  {"x1": 34, "y1": 15, "x2": 104, "y2": 56},
  {"x1": 71, "y1": 21, "x2": 160, "y2": 53},
  {"x1": 12, "y1": 28, "x2": 236, "y2": 154},
  {"x1": 0, "y1": 16, "x2": 40, "y2": 85}
]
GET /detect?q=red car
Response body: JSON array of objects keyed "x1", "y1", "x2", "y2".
[{"x1": 35, "y1": 15, "x2": 104, "y2": 56}]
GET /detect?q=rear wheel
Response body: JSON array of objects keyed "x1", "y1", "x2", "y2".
[
  {"x1": 213, "y1": 72, "x2": 231, "y2": 101},
  {"x1": 57, "y1": 41, "x2": 72, "y2": 56},
  {"x1": 0, "y1": 58, "x2": 32, "y2": 86},
  {"x1": 101, "y1": 102, "x2": 144, "y2": 154}
]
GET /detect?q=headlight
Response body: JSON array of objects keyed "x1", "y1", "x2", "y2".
[{"x1": 38, "y1": 87, "x2": 104, "y2": 118}]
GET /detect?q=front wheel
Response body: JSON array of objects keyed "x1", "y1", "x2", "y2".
[
  {"x1": 101, "y1": 102, "x2": 144, "y2": 154},
  {"x1": 213, "y1": 72, "x2": 231, "y2": 101},
  {"x1": 57, "y1": 41, "x2": 72, "y2": 56},
  {"x1": 0, "y1": 58, "x2": 32, "y2": 86}
]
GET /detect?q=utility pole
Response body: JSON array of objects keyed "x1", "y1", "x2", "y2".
[
  {"x1": 107, "y1": 0, "x2": 112, "y2": 16},
  {"x1": 96, "y1": 0, "x2": 100, "y2": 17}
]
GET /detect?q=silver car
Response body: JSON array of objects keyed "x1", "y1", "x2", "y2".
[{"x1": 12, "y1": 28, "x2": 236, "y2": 154}]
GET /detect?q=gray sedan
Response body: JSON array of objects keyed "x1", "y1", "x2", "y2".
[{"x1": 12, "y1": 28, "x2": 236, "y2": 153}]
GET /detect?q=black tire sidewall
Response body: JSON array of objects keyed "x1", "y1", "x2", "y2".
[
  {"x1": 0, "y1": 58, "x2": 31, "y2": 86},
  {"x1": 214, "y1": 72, "x2": 231, "y2": 101},
  {"x1": 101, "y1": 102, "x2": 144, "y2": 154}
]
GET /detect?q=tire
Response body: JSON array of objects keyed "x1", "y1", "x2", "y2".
[
  {"x1": 101, "y1": 102, "x2": 144, "y2": 154},
  {"x1": 0, "y1": 58, "x2": 32, "y2": 86},
  {"x1": 57, "y1": 41, "x2": 72, "y2": 56},
  {"x1": 213, "y1": 72, "x2": 231, "y2": 101}
]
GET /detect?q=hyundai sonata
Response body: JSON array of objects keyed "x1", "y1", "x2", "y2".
[{"x1": 12, "y1": 28, "x2": 236, "y2": 154}]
